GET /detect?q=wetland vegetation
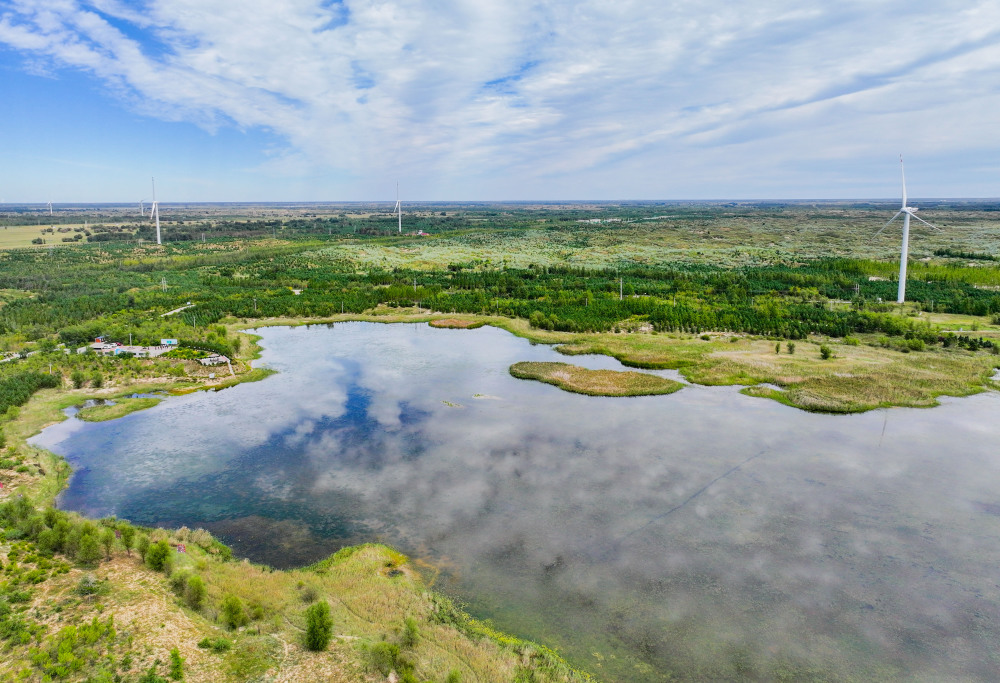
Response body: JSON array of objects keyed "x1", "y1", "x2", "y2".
[{"x1": 3, "y1": 200, "x2": 1000, "y2": 680}]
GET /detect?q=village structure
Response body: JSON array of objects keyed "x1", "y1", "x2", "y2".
[{"x1": 80, "y1": 337, "x2": 230, "y2": 366}]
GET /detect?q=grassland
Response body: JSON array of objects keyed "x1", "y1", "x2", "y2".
[
  {"x1": 510, "y1": 361, "x2": 682, "y2": 397},
  {"x1": 3, "y1": 201, "x2": 1000, "y2": 681}
]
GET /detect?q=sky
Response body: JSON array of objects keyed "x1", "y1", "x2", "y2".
[{"x1": 0, "y1": 0, "x2": 998, "y2": 202}]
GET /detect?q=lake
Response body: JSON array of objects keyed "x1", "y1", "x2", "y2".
[{"x1": 30, "y1": 322, "x2": 1000, "y2": 681}]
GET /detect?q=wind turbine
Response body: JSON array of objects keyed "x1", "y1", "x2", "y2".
[
  {"x1": 150, "y1": 177, "x2": 161, "y2": 245},
  {"x1": 394, "y1": 182, "x2": 402, "y2": 234},
  {"x1": 139, "y1": 199, "x2": 146, "y2": 217},
  {"x1": 46, "y1": 200, "x2": 52, "y2": 216},
  {"x1": 874, "y1": 156, "x2": 940, "y2": 304}
]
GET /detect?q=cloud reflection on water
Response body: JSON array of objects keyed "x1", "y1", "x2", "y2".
[{"x1": 32, "y1": 322, "x2": 1000, "y2": 681}]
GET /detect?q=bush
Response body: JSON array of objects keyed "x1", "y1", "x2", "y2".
[
  {"x1": 819, "y1": 344, "x2": 833, "y2": 360},
  {"x1": 146, "y1": 540, "x2": 172, "y2": 571},
  {"x1": 221, "y1": 595, "x2": 249, "y2": 630},
  {"x1": 77, "y1": 533, "x2": 103, "y2": 567},
  {"x1": 304, "y1": 600, "x2": 333, "y2": 651},
  {"x1": 169, "y1": 647, "x2": 184, "y2": 681},
  {"x1": 401, "y1": 616, "x2": 420, "y2": 648},
  {"x1": 369, "y1": 642, "x2": 401, "y2": 676},
  {"x1": 786, "y1": 342, "x2": 795, "y2": 354},
  {"x1": 197, "y1": 637, "x2": 232, "y2": 652},
  {"x1": 137, "y1": 534, "x2": 150, "y2": 561},
  {"x1": 185, "y1": 575, "x2": 206, "y2": 610},
  {"x1": 70, "y1": 370, "x2": 86, "y2": 389}
]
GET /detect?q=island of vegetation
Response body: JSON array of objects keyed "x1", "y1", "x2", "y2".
[
  {"x1": 2, "y1": 199, "x2": 1000, "y2": 680},
  {"x1": 510, "y1": 361, "x2": 682, "y2": 396}
]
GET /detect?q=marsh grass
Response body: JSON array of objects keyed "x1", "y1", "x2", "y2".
[
  {"x1": 510, "y1": 361, "x2": 682, "y2": 396},
  {"x1": 76, "y1": 397, "x2": 161, "y2": 422}
]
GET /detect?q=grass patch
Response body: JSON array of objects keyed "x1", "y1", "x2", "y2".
[
  {"x1": 76, "y1": 397, "x2": 161, "y2": 422},
  {"x1": 510, "y1": 361, "x2": 683, "y2": 396},
  {"x1": 429, "y1": 318, "x2": 486, "y2": 329}
]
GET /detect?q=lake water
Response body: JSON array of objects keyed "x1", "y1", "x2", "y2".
[{"x1": 31, "y1": 322, "x2": 1000, "y2": 681}]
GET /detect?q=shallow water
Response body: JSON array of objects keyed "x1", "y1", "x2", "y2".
[{"x1": 31, "y1": 323, "x2": 1000, "y2": 681}]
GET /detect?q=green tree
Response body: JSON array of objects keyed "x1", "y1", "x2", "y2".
[
  {"x1": 185, "y1": 575, "x2": 206, "y2": 611},
  {"x1": 146, "y1": 539, "x2": 171, "y2": 571},
  {"x1": 77, "y1": 533, "x2": 102, "y2": 566},
  {"x1": 221, "y1": 595, "x2": 249, "y2": 630},
  {"x1": 787, "y1": 341, "x2": 796, "y2": 354},
  {"x1": 169, "y1": 647, "x2": 184, "y2": 681},
  {"x1": 304, "y1": 600, "x2": 333, "y2": 651},
  {"x1": 71, "y1": 370, "x2": 86, "y2": 389},
  {"x1": 100, "y1": 527, "x2": 116, "y2": 559},
  {"x1": 120, "y1": 525, "x2": 136, "y2": 556},
  {"x1": 819, "y1": 344, "x2": 833, "y2": 360},
  {"x1": 401, "y1": 616, "x2": 420, "y2": 648},
  {"x1": 136, "y1": 534, "x2": 150, "y2": 561}
]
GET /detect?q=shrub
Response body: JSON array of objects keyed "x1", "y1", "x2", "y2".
[
  {"x1": 446, "y1": 671, "x2": 461, "y2": 683},
  {"x1": 221, "y1": 595, "x2": 249, "y2": 630},
  {"x1": 786, "y1": 342, "x2": 795, "y2": 354},
  {"x1": 843, "y1": 336, "x2": 860, "y2": 346},
  {"x1": 77, "y1": 533, "x2": 102, "y2": 567},
  {"x1": 197, "y1": 636, "x2": 232, "y2": 652},
  {"x1": 146, "y1": 540, "x2": 172, "y2": 571},
  {"x1": 70, "y1": 370, "x2": 86, "y2": 389},
  {"x1": 304, "y1": 600, "x2": 333, "y2": 651},
  {"x1": 401, "y1": 616, "x2": 420, "y2": 648},
  {"x1": 819, "y1": 344, "x2": 833, "y2": 360},
  {"x1": 91, "y1": 373, "x2": 104, "y2": 389},
  {"x1": 369, "y1": 642, "x2": 401, "y2": 676},
  {"x1": 185, "y1": 575, "x2": 206, "y2": 610},
  {"x1": 169, "y1": 647, "x2": 184, "y2": 681},
  {"x1": 120, "y1": 525, "x2": 136, "y2": 556},
  {"x1": 137, "y1": 534, "x2": 150, "y2": 561}
]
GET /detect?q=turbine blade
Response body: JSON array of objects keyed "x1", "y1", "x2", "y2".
[
  {"x1": 874, "y1": 211, "x2": 903, "y2": 236},
  {"x1": 910, "y1": 213, "x2": 942, "y2": 231},
  {"x1": 900, "y1": 155, "x2": 906, "y2": 208}
]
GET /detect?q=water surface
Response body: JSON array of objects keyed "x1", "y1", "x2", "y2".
[{"x1": 32, "y1": 323, "x2": 1000, "y2": 681}]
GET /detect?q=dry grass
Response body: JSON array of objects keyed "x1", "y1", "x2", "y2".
[{"x1": 510, "y1": 361, "x2": 682, "y2": 396}]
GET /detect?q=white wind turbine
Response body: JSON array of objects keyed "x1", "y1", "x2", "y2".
[
  {"x1": 46, "y1": 200, "x2": 53, "y2": 215},
  {"x1": 139, "y1": 199, "x2": 146, "y2": 217},
  {"x1": 394, "y1": 182, "x2": 402, "y2": 234},
  {"x1": 874, "y1": 156, "x2": 940, "y2": 304},
  {"x1": 150, "y1": 177, "x2": 161, "y2": 245}
]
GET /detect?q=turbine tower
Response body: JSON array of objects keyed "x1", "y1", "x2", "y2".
[
  {"x1": 46, "y1": 200, "x2": 52, "y2": 216},
  {"x1": 394, "y1": 182, "x2": 402, "y2": 234},
  {"x1": 139, "y1": 199, "x2": 146, "y2": 217},
  {"x1": 150, "y1": 177, "x2": 161, "y2": 245},
  {"x1": 875, "y1": 156, "x2": 940, "y2": 303}
]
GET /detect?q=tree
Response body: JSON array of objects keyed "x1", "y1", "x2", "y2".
[
  {"x1": 136, "y1": 534, "x2": 150, "y2": 561},
  {"x1": 70, "y1": 370, "x2": 86, "y2": 389},
  {"x1": 304, "y1": 600, "x2": 333, "y2": 651},
  {"x1": 221, "y1": 595, "x2": 249, "y2": 630},
  {"x1": 100, "y1": 527, "x2": 116, "y2": 559},
  {"x1": 77, "y1": 533, "x2": 102, "y2": 567},
  {"x1": 786, "y1": 341, "x2": 795, "y2": 354},
  {"x1": 401, "y1": 616, "x2": 420, "y2": 648},
  {"x1": 185, "y1": 575, "x2": 206, "y2": 611},
  {"x1": 146, "y1": 539, "x2": 171, "y2": 571},
  {"x1": 169, "y1": 647, "x2": 185, "y2": 681},
  {"x1": 120, "y1": 525, "x2": 136, "y2": 556},
  {"x1": 819, "y1": 344, "x2": 833, "y2": 360}
]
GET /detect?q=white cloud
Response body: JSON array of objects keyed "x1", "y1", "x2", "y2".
[{"x1": 1, "y1": 0, "x2": 998, "y2": 197}]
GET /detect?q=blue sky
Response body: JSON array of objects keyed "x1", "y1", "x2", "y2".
[{"x1": 0, "y1": 0, "x2": 998, "y2": 202}]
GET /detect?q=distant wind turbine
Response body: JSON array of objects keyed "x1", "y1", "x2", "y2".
[
  {"x1": 46, "y1": 200, "x2": 52, "y2": 216},
  {"x1": 874, "y1": 156, "x2": 940, "y2": 304},
  {"x1": 139, "y1": 199, "x2": 146, "y2": 217},
  {"x1": 394, "y1": 182, "x2": 402, "y2": 234},
  {"x1": 150, "y1": 177, "x2": 161, "y2": 245}
]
